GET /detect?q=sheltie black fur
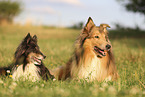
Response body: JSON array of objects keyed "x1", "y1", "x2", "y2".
[{"x1": 0, "y1": 33, "x2": 54, "y2": 81}]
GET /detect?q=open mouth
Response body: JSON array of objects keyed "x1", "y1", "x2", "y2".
[
  {"x1": 32, "y1": 56, "x2": 43, "y2": 65},
  {"x1": 94, "y1": 46, "x2": 107, "y2": 57}
]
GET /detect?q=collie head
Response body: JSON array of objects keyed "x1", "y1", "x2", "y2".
[
  {"x1": 75, "y1": 17, "x2": 112, "y2": 58},
  {"x1": 14, "y1": 33, "x2": 46, "y2": 65}
]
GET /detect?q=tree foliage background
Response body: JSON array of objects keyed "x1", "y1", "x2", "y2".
[
  {"x1": 116, "y1": 0, "x2": 145, "y2": 31},
  {"x1": 0, "y1": 0, "x2": 21, "y2": 24},
  {"x1": 118, "y1": 0, "x2": 145, "y2": 15}
]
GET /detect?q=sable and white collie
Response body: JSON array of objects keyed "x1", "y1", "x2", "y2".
[
  {"x1": 0, "y1": 33, "x2": 54, "y2": 82},
  {"x1": 52, "y1": 17, "x2": 119, "y2": 82}
]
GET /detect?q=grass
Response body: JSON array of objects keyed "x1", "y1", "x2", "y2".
[{"x1": 0, "y1": 25, "x2": 144, "y2": 97}]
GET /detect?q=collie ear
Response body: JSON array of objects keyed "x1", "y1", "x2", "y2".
[
  {"x1": 100, "y1": 24, "x2": 110, "y2": 34},
  {"x1": 33, "y1": 35, "x2": 37, "y2": 42},
  {"x1": 83, "y1": 17, "x2": 95, "y2": 33}
]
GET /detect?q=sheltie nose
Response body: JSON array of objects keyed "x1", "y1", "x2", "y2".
[
  {"x1": 106, "y1": 44, "x2": 111, "y2": 50},
  {"x1": 40, "y1": 52, "x2": 46, "y2": 59},
  {"x1": 43, "y1": 55, "x2": 46, "y2": 59}
]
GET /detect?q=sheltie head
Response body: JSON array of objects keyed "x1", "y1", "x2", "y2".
[
  {"x1": 15, "y1": 33, "x2": 46, "y2": 65},
  {"x1": 78, "y1": 17, "x2": 111, "y2": 58}
]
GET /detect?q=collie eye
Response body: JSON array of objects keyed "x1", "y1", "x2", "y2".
[{"x1": 95, "y1": 36, "x2": 99, "y2": 38}]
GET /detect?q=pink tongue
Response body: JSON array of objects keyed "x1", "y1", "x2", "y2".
[
  {"x1": 99, "y1": 50, "x2": 104, "y2": 53},
  {"x1": 99, "y1": 50, "x2": 106, "y2": 55},
  {"x1": 34, "y1": 57, "x2": 41, "y2": 63},
  {"x1": 37, "y1": 59, "x2": 41, "y2": 63}
]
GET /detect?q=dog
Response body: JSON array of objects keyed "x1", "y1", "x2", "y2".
[
  {"x1": 51, "y1": 17, "x2": 119, "y2": 82},
  {"x1": 0, "y1": 33, "x2": 54, "y2": 82}
]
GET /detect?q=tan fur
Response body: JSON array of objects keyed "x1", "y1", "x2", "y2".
[{"x1": 51, "y1": 17, "x2": 119, "y2": 82}]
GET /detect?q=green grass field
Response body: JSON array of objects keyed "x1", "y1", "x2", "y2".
[{"x1": 0, "y1": 25, "x2": 144, "y2": 97}]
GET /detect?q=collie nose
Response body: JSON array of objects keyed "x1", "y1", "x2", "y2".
[{"x1": 106, "y1": 44, "x2": 111, "y2": 50}]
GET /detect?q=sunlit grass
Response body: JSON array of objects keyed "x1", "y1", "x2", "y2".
[{"x1": 0, "y1": 25, "x2": 144, "y2": 97}]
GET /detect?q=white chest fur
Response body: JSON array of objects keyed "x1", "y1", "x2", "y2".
[
  {"x1": 12, "y1": 63, "x2": 41, "y2": 82},
  {"x1": 71, "y1": 55, "x2": 103, "y2": 82}
]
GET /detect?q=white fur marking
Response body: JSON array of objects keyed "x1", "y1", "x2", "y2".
[
  {"x1": 12, "y1": 63, "x2": 41, "y2": 82},
  {"x1": 80, "y1": 56, "x2": 101, "y2": 81},
  {"x1": 71, "y1": 55, "x2": 103, "y2": 82}
]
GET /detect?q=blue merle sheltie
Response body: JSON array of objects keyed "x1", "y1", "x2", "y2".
[{"x1": 0, "y1": 33, "x2": 54, "y2": 82}]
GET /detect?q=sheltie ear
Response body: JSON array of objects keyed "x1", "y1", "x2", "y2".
[
  {"x1": 15, "y1": 33, "x2": 31, "y2": 60},
  {"x1": 83, "y1": 17, "x2": 95, "y2": 34},
  {"x1": 99, "y1": 24, "x2": 110, "y2": 34},
  {"x1": 33, "y1": 35, "x2": 37, "y2": 42},
  {"x1": 24, "y1": 33, "x2": 31, "y2": 44}
]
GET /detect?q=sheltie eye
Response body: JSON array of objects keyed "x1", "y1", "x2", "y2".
[{"x1": 95, "y1": 36, "x2": 99, "y2": 38}]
